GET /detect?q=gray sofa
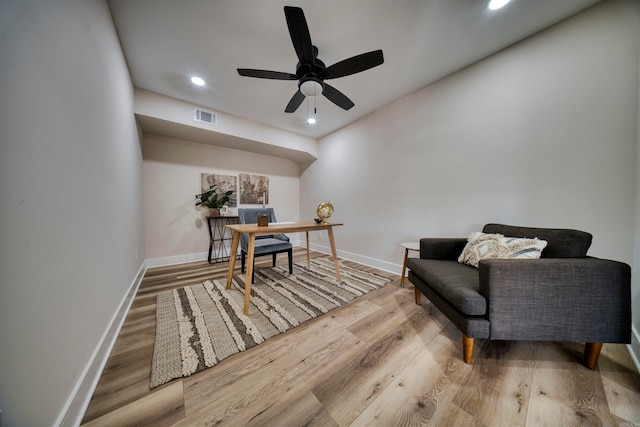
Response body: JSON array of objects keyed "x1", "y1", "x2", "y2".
[{"x1": 407, "y1": 223, "x2": 631, "y2": 369}]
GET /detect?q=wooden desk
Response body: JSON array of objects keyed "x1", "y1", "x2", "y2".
[{"x1": 225, "y1": 221, "x2": 344, "y2": 314}]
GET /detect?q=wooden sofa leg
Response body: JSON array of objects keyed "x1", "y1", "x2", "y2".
[
  {"x1": 584, "y1": 342, "x2": 603, "y2": 370},
  {"x1": 463, "y1": 334, "x2": 474, "y2": 364},
  {"x1": 414, "y1": 287, "x2": 421, "y2": 305}
]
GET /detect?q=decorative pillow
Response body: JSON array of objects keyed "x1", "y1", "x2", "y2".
[
  {"x1": 496, "y1": 237, "x2": 548, "y2": 262},
  {"x1": 458, "y1": 232, "x2": 504, "y2": 267},
  {"x1": 459, "y1": 232, "x2": 548, "y2": 268}
]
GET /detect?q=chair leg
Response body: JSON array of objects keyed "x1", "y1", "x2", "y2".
[
  {"x1": 463, "y1": 334, "x2": 474, "y2": 364},
  {"x1": 241, "y1": 252, "x2": 246, "y2": 273},
  {"x1": 584, "y1": 342, "x2": 602, "y2": 370},
  {"x1": 414, "y1": 287, "x2": 421, "y2": 305},
  {"x1": 287, "y1": 248, "x2": 293, "y2": 274},
  {"x1": 272, "y1": 252, "x2": 276, "y2": 267}
]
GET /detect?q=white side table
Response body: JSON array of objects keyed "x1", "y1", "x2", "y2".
[{"x1": 400, "y1": 242, "x2": 420, "y2": 286}]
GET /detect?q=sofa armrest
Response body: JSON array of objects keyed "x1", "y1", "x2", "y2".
[
  {"x1": 478, "y1": 258, "x2": 631, "y2": 343},
  {"x1": 419, "y1": 238, "x2": 467, "y2": 260}
]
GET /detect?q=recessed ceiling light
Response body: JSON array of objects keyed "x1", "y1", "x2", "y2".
[
  {"x1": 190, "y1": 76, "x2": 206, "y2": 86},
  {"x1": 488, "y1": 0, "x2": 511, "y2": 10},
  {"x1": 307, "y1": 117, "x2": 316, "y2": 125}
]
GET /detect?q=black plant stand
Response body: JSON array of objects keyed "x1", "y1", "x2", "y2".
[{"x1": 206, "y1": 216, "x2": 240, "y2": 263}]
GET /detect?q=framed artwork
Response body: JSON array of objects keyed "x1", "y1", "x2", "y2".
[
  {"x1": 239, "y1": 174, "x2": 269, "y2": 205},
  {"x1": 201, "y1": 173, "x2": 238, "y2": 207}
]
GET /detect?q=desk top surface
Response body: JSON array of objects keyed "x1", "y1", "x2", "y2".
[{"x1": 226, "y1": 221, "x2": 343, "y2": 234}]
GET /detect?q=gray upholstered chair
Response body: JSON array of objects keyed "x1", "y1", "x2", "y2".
[{"x1": 237, "y1": 208, "x2": 293, "y2": 282}]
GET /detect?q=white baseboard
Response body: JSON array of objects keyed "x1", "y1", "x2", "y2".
[
  {"x1": 145, "y1": 243, "x2": 404, "y2": 276},
  {"x1": 145, "y1": 251, "x2": 208, "y2": 268},
  {"x1": 628, "y1": 324, "x2": 640, "y2": 374},
  {"x1": 304, "y1": 241, "x2": 401, "y2": 276},
  {"x1": 56, "y1": 261, "x2": 147, "y2": 427}
]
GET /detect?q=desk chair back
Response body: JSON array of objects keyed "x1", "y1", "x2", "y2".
[{"x1": 237, "y1": 208, "x2": 293, "y2": 280}]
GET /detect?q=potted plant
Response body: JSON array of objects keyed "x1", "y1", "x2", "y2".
[{"x1": 195, "y1": 185, "x2": 234, "y2": 216}]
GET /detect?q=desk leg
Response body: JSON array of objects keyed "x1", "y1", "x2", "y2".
[
  {"x1": 400, "y1": 248, "x2": 409, "y2": 287},
  {"x1": 326, "y1": 226, "x2": 341, "y2": 282},
  {"x1": 243, "y1": 234, "x2": 256, "y2": 315},
  {"x1": 226, "y1": 231, "x2": 240, "y2": 289},
  {"x1": 305, "y1": 231, "x2": 310, "y2": 269}
]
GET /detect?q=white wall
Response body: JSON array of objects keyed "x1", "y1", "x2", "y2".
[
  {"x1": 302, "y1": 1, "x2": 638, "y2": 273},
  {"x1": 143, "y1": 134, "x2": 301, "y2": 265},
  {"x1": 0, "y1": 1, "x2": 145, "y2": 426},
  {"x1": 633, "y1": 0, "x2": 640, "y2": 365}
]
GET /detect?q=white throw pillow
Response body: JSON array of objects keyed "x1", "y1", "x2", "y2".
[
  {"x1": 458, "y1": 232, "x2": 504, "y2": 267},
  {"x1": 494, "y1": 237, "x2": 548, "y2": 261},
  {"x1": 459, "y1": 232, "x2": 547, "y2": 268}
]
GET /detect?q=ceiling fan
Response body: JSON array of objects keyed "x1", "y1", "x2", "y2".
[{"x1": 237, "y1": 6, "x2": 384, "y2": 113}]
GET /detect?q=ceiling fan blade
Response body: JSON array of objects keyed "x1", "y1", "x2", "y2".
[
  {"x1": 237, "y1": 69, "x2": 298, "y2": 80},
  {"x1": 285, "y1": 90, "x2": 306, "y2": 113},
  {"x1": 325, "y1": 50, "x2": 384, "y2": 79},
  {"x1": 322, "y1": 83, "x2": 354, "y2": 110},
  {"x1": 284, "y1": 6, "x2": 315, "y2": 67}
]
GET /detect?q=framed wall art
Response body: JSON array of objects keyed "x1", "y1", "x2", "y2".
[
  {"x1": 239, "y1": 174, "x2": 269, "y2": 205},
  {"x1": 201, "y1": 173, "x2": 238, "y2": 207}
]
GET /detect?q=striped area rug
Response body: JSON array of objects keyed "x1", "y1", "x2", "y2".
[{"x1": 150, "y1": 257, "x2": 391, "y2": 388}]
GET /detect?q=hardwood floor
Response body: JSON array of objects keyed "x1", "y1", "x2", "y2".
[{"x1": 81, "y1": 248, "x2": 640, "y2": 426}]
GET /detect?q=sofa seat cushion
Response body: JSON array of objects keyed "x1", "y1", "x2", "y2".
[
  {"x1": 407, "y1": 259, "x2": 486, "y2": 316},
  {"x1": 242, "y1": 238, "x2": 292, "y2": 256}
]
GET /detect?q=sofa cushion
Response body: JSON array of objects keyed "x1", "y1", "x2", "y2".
[
  {"x1": 482, "y1": 224, "x2": 591, "y2": 258},
  {"x1": 407, "y1": 258, "x2": 485, "y2": 316},
  {"x1": 458, "y1": 232, "x2": 547, "y2": 268}
]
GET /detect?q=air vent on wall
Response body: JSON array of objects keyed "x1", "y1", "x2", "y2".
[{"x1": 194, "y1": 108, "x2": 217, "y2": 126}]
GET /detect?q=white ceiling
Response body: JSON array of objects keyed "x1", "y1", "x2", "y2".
[{"x1": 108, "y1": 0, "x2": 601, "y2": 140}]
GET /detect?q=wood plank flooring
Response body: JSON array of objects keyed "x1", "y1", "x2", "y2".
[{"x1": 81, "y1": 248, "x2": 640, "y2": 426}]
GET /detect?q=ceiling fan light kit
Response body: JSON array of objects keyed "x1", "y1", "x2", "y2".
[
  {"x1": 299, "y1": 77, "x2": 323, "y2": 97},
  {"x1": 237, "y1": 6, "x2": 384, "y2": 114}
]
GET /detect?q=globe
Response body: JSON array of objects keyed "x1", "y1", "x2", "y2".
[{"x1": 316, "y1": 202, "x2": 334, "y2": 223}]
